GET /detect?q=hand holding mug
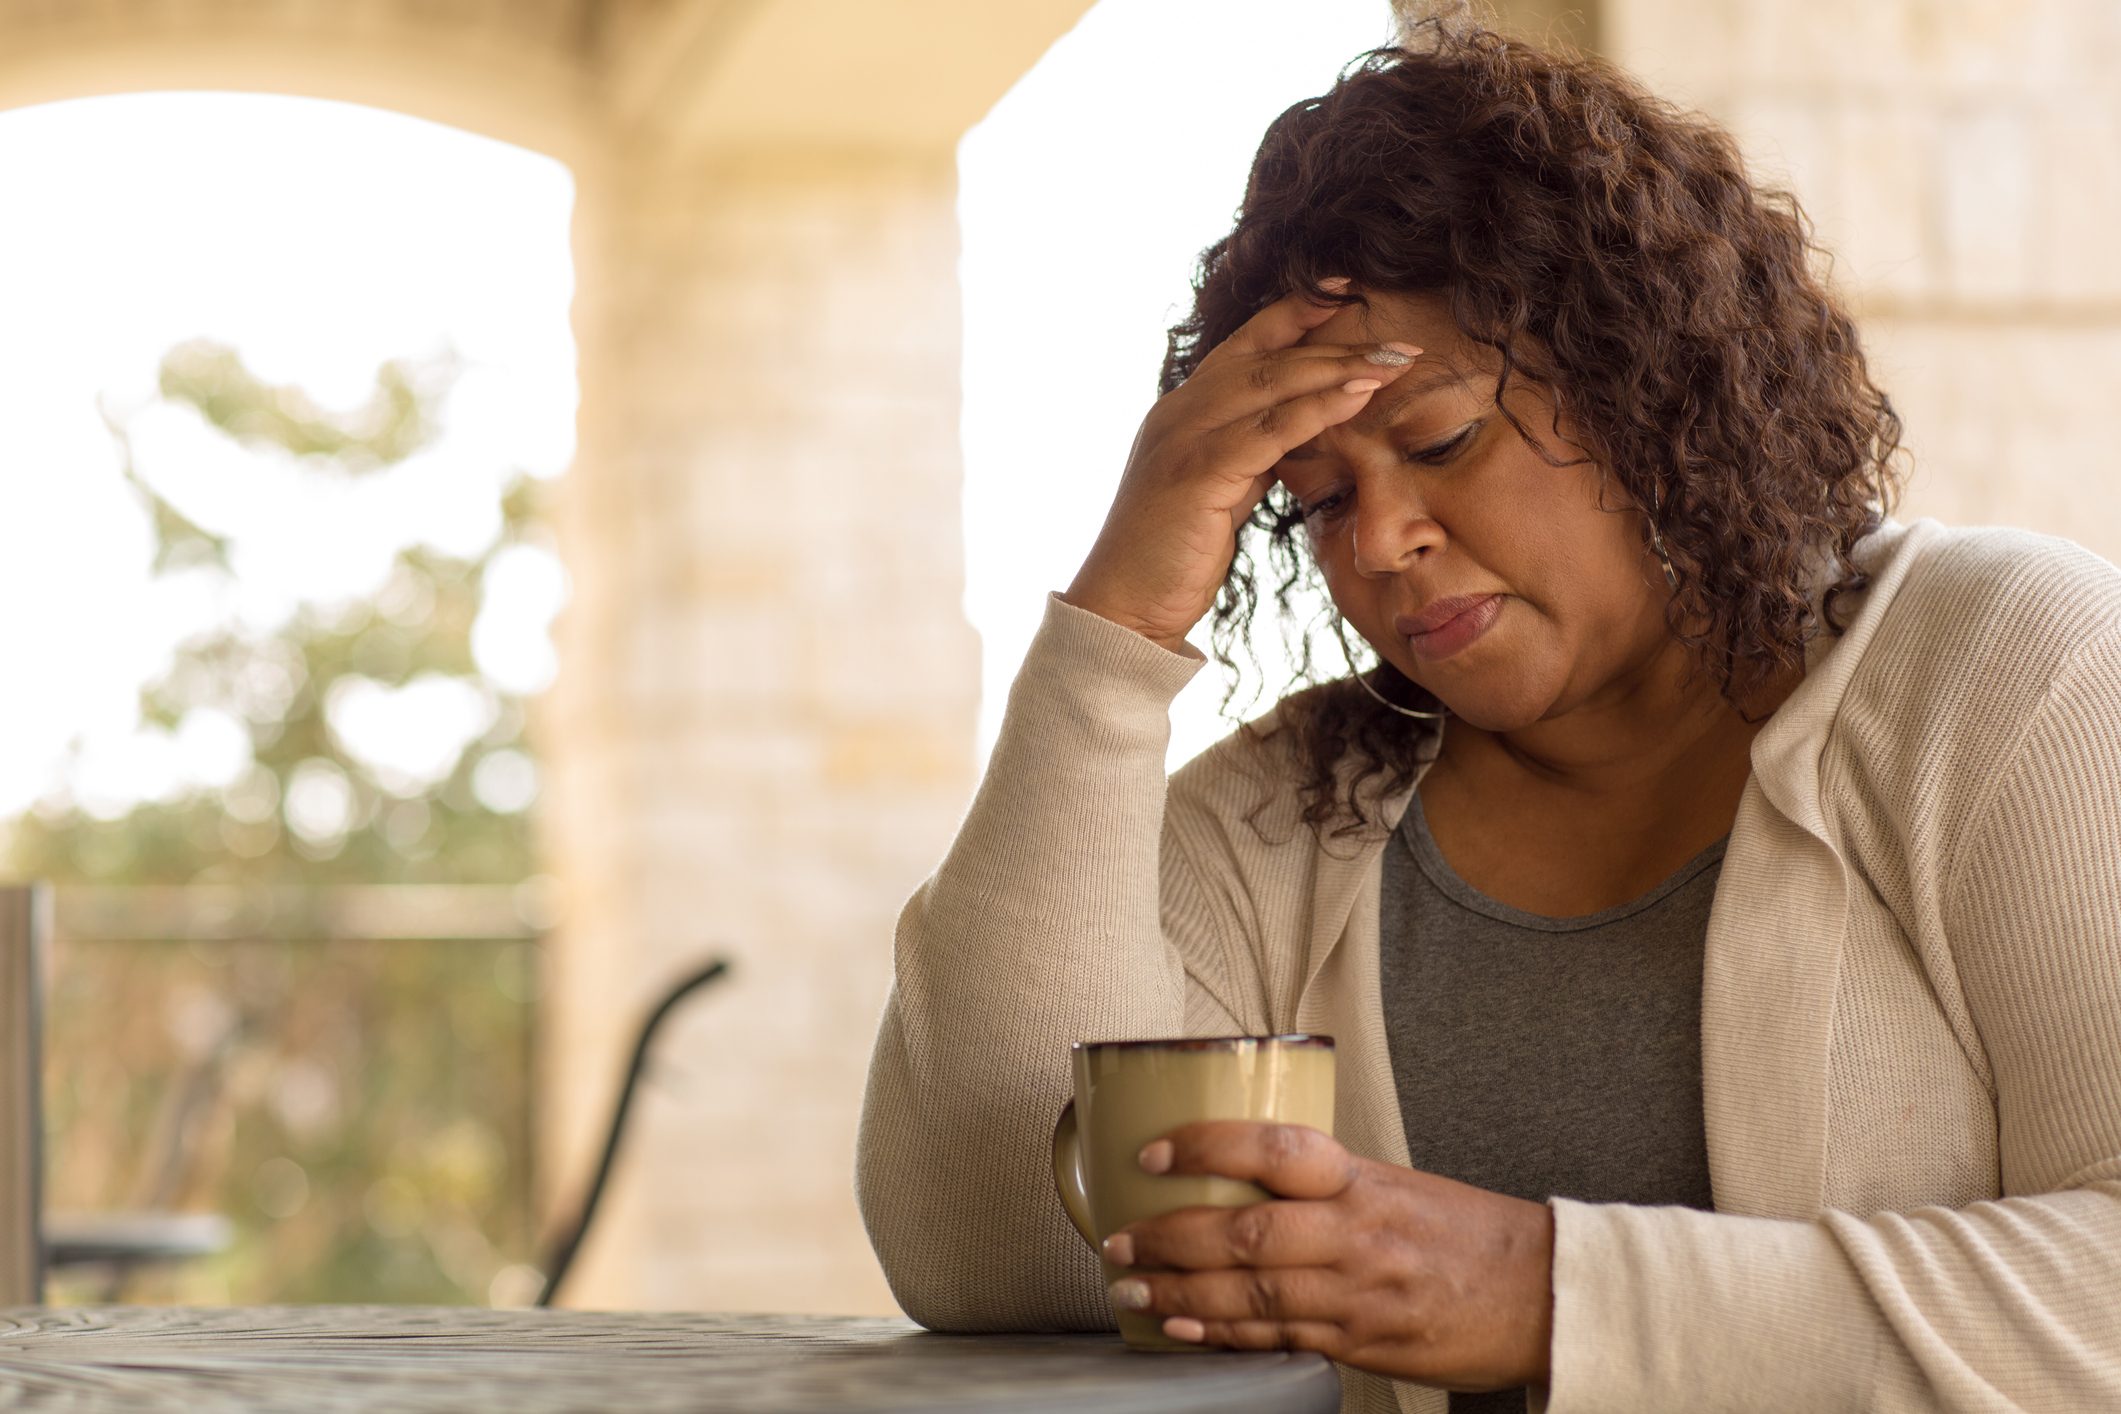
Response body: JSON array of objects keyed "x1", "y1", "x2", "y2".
[
  {"x1": 1097, "y1": 1119, "x2": 1557, "y2": 1394},
  {"x1": 1050, "y1": 1035, "x2": 1336, "y2": 1352}
]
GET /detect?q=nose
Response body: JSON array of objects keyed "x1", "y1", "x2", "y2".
[{"x1": 1350, "y1": 479, "x2": 1445, "y2": 577}]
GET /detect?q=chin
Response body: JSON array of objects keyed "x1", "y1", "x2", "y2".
[{"x1": 1416, "y1": 675, "x2": 1556, "y2": 733}]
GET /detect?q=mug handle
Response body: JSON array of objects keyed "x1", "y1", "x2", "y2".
[{"x1": 1050, "y1": 1097, "x2": 1097, "y2": 1251}]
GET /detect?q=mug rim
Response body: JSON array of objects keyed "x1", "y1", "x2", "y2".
[{"x1": 1072, "y1": 1033, "x2": 1334, "y2": 1052}]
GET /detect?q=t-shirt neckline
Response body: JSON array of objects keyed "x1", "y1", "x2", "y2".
[{"x1": 1397, "y1": 789, "x2": 1730, "y2": 935}]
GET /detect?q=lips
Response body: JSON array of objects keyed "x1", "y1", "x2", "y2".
[{"x1": 1394, "y1": 595, "x2": 1502, "y2": 639}]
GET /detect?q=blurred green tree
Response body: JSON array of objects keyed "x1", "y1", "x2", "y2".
[{"x1": 4, "y1": 341, "x2": 550, "y2": 1306}]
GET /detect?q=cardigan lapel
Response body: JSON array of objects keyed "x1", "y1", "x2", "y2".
[
  {"x1": 1699, "y1": 794, "x2": 1848, "y2": 1217},
  {"x1": 1297, "y1": 849, "x2": 1413, "y2": 1171},
  {"x1": 1295, "y1": 739, "x2": 1430, "y2": 1176},
  {"x1": 1699, "y1": 518, "x2": 1942, "y2": 1219}
]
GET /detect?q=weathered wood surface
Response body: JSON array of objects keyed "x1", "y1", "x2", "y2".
[{"x1": 0, "y1": 1306, "x2": 1342, "y2": 1413}]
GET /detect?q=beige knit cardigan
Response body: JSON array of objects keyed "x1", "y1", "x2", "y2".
[{"x1": 855, "y1": 517, "x2": 2121, "y2": 1413}]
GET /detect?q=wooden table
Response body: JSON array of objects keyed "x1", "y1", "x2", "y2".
[{"x1": 0, "y1": 1306, "x2": 1342, "y2": 1412}]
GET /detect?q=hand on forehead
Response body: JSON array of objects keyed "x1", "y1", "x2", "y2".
[
  {"x1": 1297, "y1": 287, "x2": 1449, "y2": 351},
  {"x1": 1297, "y1": 289, "x2": 1486, "y2": 411}
]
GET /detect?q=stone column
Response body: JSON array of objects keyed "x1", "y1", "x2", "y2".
[{"x1": 541, "y1": 145, "x2": 978, "y2": 1311}]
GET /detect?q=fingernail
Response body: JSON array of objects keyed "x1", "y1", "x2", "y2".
[
  {"x1": 1138, "y1": 1140, "x2": 1174, "y2": 1173},
  {"x1": 1341, "y1": 378, "x2": 1383, "y2": 394},
  {"x1": 1101, "y1": 1232, "x2": 1135, "y2": 1265},
  {"x1": 1109, "y1": 1278, "x2": 1152, "y2": 1310},
  {"x1": 1319, "y1": 276, "x2": 1351, "y2": 292},
  {"x1": 1363, "y1": 348, "x2": 1414, "y2": 367},
  {"x1": 1164, "y1": 1317, "x2": 1206, "y2": 1343}
]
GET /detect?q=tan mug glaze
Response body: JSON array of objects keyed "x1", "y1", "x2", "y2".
[{"x1": 1050, "y1": 1034, "x2": 1335, "y2": 1351}]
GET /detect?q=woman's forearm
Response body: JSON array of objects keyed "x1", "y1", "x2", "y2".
[{"x1": 855, "y1": 593, "x2": 1220, "y2": 1330}]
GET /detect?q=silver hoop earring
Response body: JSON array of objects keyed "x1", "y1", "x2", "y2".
[
  {"x1": 1646, "y1": 490, "x2": 1680, "y2": 593},
  {"x1": 1331, "y1": 613, "x2": 1450, "y2": 721}
]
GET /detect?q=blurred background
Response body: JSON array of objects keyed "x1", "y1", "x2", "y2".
[{"x1": 0, "y1": 0, "x2": 2111, "y2": 1316}]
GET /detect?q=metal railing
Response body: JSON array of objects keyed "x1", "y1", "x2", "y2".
[
  {"x1": 28, "y1": 883, "x2": 544, "y2": 1307},
  {"x1": 1, "y1": 884, "x2": 49, "y2": 1304}
]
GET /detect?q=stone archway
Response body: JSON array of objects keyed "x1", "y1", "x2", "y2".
[{"x1": 0, "y1": 0, "x2": 1096, "y2": 1313}]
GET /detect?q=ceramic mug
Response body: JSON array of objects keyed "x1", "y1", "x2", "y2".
[{"x1": 1050, "y1": 1034, "x2": 1336, "y2": 1350}]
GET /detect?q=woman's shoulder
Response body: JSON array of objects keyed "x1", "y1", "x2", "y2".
[
  {"x1": 1830, "y1": 520, "x2": 2121, "y2": 770},
  {"x1": 1868, "y1": 520, "x2": 2121, "y2": 678},
  {"x1": 1908, "y1": 519, "x2": 2121, "y2": 597},
  {"x1": 1816, "y1": 523, "x2": 2121, "y2": 904}
]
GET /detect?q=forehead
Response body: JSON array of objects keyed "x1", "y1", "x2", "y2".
[{"x1": 1297, "y1": 287, "x2": 1461, "y2": 352}]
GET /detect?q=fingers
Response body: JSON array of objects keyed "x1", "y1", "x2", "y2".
[
  {"x1": 1163, "y1": 1317, "x2": 1344, "y2": 1354},
  {"x1": 1108, "y1": 1265, "x2": 1350, "y2": 1330},
  {"x1": 1209, "y1": 279, "x2": 1357, "y2": 361},
  {"x1": 1184, "y1": 366, "x2": 1402, "y2": 481},
  {"x1": 1149, "y1": 280, "x2": 1423, "y2": 492},
  {"x1": 1142, "y1": 1120, "x2": 1358, "y2": 1200},
  {"x1": 1208, "y1": 341, "x2": 1425, "y2": 423},
  {"x1": 1105, "y1": 1198, "x2": 1342, "y2": 1272},
  {"x1": 1230, "y1": 469, "x2": 1276, "y2": 535}
]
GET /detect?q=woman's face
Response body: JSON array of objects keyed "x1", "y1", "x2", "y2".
[{"x1": 1277, "y1": 288, "x2": 1676, "y2": 732}]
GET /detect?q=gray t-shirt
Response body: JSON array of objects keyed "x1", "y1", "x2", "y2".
[{"x1": 1378, "y1": 789, "x2": 1726, "y2": 1414}]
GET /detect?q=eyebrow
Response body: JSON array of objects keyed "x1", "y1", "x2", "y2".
[{"x1": 1278, "y1": 363, "x2": 1476, "y2": 461}]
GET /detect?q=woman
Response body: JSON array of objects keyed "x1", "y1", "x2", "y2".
[{"x1": 857, "y1": 13, "x2": 2121, "y2": 1414}]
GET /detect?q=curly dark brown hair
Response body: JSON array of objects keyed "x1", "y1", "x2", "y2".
[{"x1": 1160, "y1": 5, "x2": 1906, "y2": 840}]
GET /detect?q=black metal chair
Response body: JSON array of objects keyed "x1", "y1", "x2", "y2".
[{"x1": 532, "y1": 958, "x2": 731, "y2": 1306}]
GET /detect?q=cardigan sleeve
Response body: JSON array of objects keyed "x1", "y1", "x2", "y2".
[
  {"x1": 855, "y1": 592, "x2": 1254, "y2": 1332},
  {"x1": 1535, "y1": 627, "x2": 2121, "y2": 1413}
]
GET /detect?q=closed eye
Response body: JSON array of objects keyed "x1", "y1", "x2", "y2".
[
  {"x1": 1407, "y1": 427, "x2": 1475, "y2": 464},
  {"x1": 1298, "y1": 489, "x2": 1349, "y2": 524},
  {"x1": 1296, "y1": 425, "x2": 1477, "y2": 526}
]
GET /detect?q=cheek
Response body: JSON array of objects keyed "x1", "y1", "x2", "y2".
[
  {"x1": 1509, "y1": 528, "x2": 1669, "y2": 682},
  {"x1": 1310, "y1": 542, "x2": 1368, "y2": 618},
  {"x1": 1303, "y1": 525, "x2": 1360, "y2": 594},
  {"x1": 1299, "y1": 511, "x2": 1348, "y2": 555},
  {"x1": 1556, "y1": 509, "x2": 1662, "y2": 611}
]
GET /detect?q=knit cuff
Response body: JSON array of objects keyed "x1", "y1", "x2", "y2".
[
  {"x1": 992, "y1": 593, "x2": 1208, "y2": 763},
  {"x1": 1541, "y1": 1197, "x2": 1882, "y2": 1413}
]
